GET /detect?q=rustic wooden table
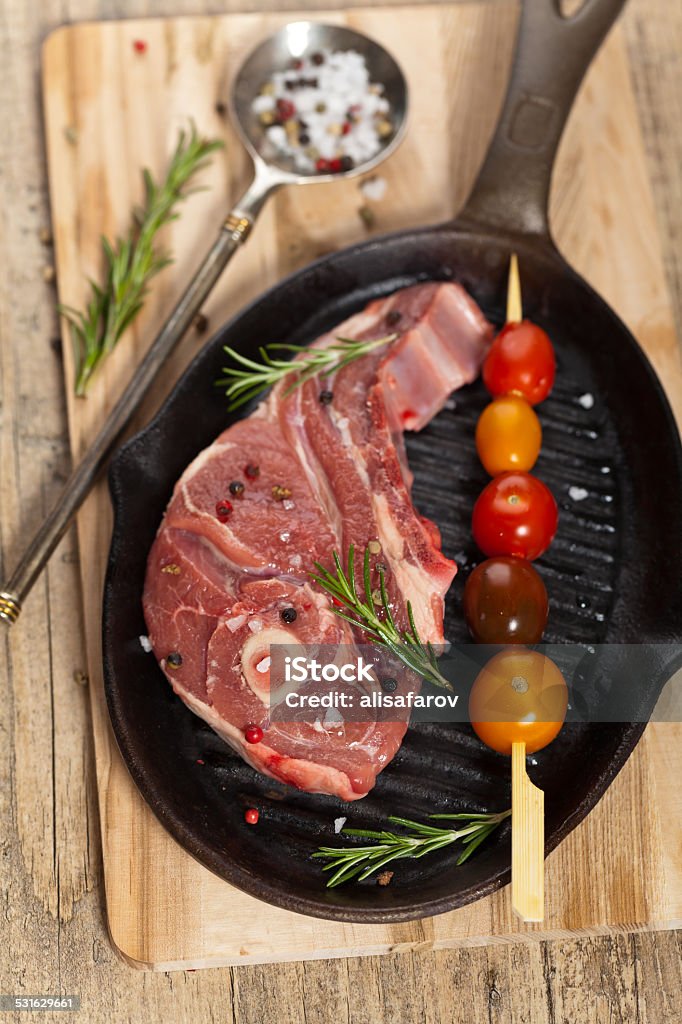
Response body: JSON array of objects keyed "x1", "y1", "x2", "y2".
[{"x1": 1, "y1": 0, "x2": 681, "y2": 1021}]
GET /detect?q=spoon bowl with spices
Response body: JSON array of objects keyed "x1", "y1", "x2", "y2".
[{"x1": 231, "y1": 21, "x2": 408, "y2": 190}]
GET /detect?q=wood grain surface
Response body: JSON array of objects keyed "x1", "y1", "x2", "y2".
[
  {"x1": 2, "y1": 0, "x2": 682, "y2": 1021},
  {"x1": 38, "y1": 0, "x2": 682, "y2": 970}
]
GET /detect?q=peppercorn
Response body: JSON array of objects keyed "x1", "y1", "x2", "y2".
[
  {"x1": 132, "y1": 39, "x2": 147, "y2": 54},
  {"x1": 299, "y1": 132, "x2": 310, "y2": 146},
  {"x1": 315, "y1": 157, "x2": 330, "y2": 173},
  {"x1": 167, "y1": 652, "x2": 183, "y2": 669},
  {"x1": 280, "y1": 607, "x2": 297, "y2": 624},
  {"x1": 315, "y1": 101, "x2": 327, "y2": 114},
  {"x1": 276, "y1": 98, "x2": 296, "y2": 121},
  {"x1": 319, "y1": 390, "x2": 334, "y2": 405},
  {"x1": 193, "y1": 311, "x2": 209, "y2": 333},
  {"x1": 291, "y1": 58, "x2": 304, "y2": 70},
  {"x1": 329, "y1": 157, "x2": 342, "y2": 174},
  {"x1": 244, "y1": 463, "x2": 260, "y2": 479},
  {"x1": 311, "y1": 52, "x2": 324, "y2": 65},
  {"x1": 386, "y1": 309, "x2": 402, "y2": 326},
  {"x1": 215, "y1": 500, "x2": 233, "y2": 522},
  {"x1": 245, "y1": 808, "x2": 259, "y2": 825},
  {"x1": 229, "y1": 480, "x2": 245, "y2": 498},
  {"x1": 340, "y1": 155, "x2": 354, "y2": 172},
  {"x1": 381, "y1": 677, "x2": 398, "y2": 693},
  {"x1": 245, "y1": 724, "x2": 263, "y2": 744}
]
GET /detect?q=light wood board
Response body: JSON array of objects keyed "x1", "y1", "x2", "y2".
[{"x1": 41, "y1": 3, "x2": 682, "y2": 971}]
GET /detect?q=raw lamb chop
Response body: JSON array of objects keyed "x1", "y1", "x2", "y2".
[{"x1": 143, "y1": 282, "x2": 492, "y2": 800}]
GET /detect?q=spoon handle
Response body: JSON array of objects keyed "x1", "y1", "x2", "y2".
[{"x1": 0, "y1": 181, "x2": 273, "y2": 625}]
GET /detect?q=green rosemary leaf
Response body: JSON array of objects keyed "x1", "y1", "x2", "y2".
[
  {"x1": 217, "y1": 333, "x2": 397, "y2": 410},
  {"x1": 310, "y1": 545, "x2": 454, "y2": 692},
  {"x1": 61, "y1": 123, "x2": 223, "y2": 396},
  {"x1": 314, "y1": 810, "x2": 510, "y2": 887}
]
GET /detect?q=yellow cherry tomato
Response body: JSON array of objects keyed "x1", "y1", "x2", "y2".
[
  {"x1": 475, "y1": 395, "x2": 542, "y2": 475},
  {"x1": 469, "y1": 648, "x2": 568, "y2": 755}
]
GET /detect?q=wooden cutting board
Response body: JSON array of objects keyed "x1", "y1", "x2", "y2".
[{"x1": 41, "y1": 3, "x2": 682, "y2": 970}]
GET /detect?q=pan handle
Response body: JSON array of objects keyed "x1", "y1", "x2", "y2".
[{"x1": 457, "y1": 0, "x2": 626, "y2": 237}]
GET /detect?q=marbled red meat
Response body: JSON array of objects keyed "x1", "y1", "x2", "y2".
[{"x1": 143, "y1": 282, "x2": 492, "y2": 800}]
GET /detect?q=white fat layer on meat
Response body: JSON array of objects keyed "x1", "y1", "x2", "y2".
[
  {"x1": 276, "y1": 385, "x2": 344, "y2": 545},
  {"x1": 177, "y1": 486, "x2": 271, "y2": 572},
  {"x1": 327, "y1": 406, "x2": 371, "y2": 488},
  {"x1": 178, "y1": 440, "x2": 237, "y2": 486},
  {"x1": 370, "y1": 492, "x2": 443, "y2": 643}
]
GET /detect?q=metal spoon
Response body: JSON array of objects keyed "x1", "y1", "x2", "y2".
[{"x1": 0, "y1": 22, "x2": 408, "y2": 625}]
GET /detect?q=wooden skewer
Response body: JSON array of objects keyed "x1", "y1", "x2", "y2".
[
  {"x1": 505, "y1": 254, "x2": 544, "y2": 922},
  {"x1": 511, "y1": 741, "x2": 544, "y2": 922},
  {"x1": 506, "y1": 252, "x2": 523, "y2": 324}
]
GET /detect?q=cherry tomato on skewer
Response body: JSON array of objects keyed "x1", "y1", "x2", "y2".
[
  {"x1": 472, "y1": 471, "x2": 558, "y2": 561},
  {"x1": 475, "y1": 394, "x2": 542, "y2": 475},
  {"x1": 463, "y1": 556, "x2": 548, "y2": 644},
  {"x1": 483, "y1": 320, "x2": 556, "y2": 406},
  {"x1": 469, "y1": 648, "x2": 568, "y2": 755}
]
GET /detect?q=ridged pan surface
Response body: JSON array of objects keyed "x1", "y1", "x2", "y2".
[{"x1": 103, "y1": 228, "x2": 682, "y2": 921}]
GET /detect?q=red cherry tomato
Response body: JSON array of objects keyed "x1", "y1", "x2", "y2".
[
  {"x1": 469, "y1": 648, "x2": 568, "y2": 755},
  {"x1": 472, "y1": 472, "x2": 558, "y2": 561},
  {"x1": 463, "y1": 557, "x2": 548, "y2": 644},
  {"x1": 483, "y1": 320, "x2": 556, "y2": 405}
]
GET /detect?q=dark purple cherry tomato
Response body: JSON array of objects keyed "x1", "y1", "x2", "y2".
[{"x1": 463, "y1": 556, "x2": 549, "y2": 644}]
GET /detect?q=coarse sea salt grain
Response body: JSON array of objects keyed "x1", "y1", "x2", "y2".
[
  {"x1": 324, "y1": 707, "x2": 344, "y2": 727},
  {"x1": 256, "y1": 656, "x2": 271, "y2": 674},
  {"x1": 578, "y1": 392, "x2": 595, "y2": 409},
  {"x1": 226, "y1": 614, "x2": 247, "y2": 633},
  {"x1": 568, "y1": 485, "x2": 589, "y2": 502},
  {"x1": 334, "y1": 816, "x2": 347, "y2": 834},
  {"x1": 254, "y1": 48, "x2": 391, "y2": 174},
  {"x1": 360, "y1": 175, "x2": 387, "y2": 201},
  {"x1": 248, "y1": 618, "x2": 264, "y2": 633},
  {"x1": 139, "y1": 635, "x2": 152, "y2": 653}
]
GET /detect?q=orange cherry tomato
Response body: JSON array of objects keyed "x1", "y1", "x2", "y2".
[
  {"x1": 469, "y1": 648, "x2": 568, "y2": 755},
  {"x1": 483, "y1": 320, "x2": 556, "y2": 405},
  {"x1": 472, "y1": 471, "x2": 558, "y2": 561},
  {"x1": 475, "y1": 395, "x2": 542, "y2": 475}
]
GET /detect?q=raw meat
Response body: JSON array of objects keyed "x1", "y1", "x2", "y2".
[{"x1": 143, "y1": 282, "x2": 492, "y2": 800}]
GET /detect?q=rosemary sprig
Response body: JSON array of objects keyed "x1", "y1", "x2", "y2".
[
  {"x1": 310, "y1": 545, "x2": 453, "y2": 692},
  {"x1": 60, "y1": 123, "x2": 223, "y2": 395},
  {"x1": 314, "y1": 809, "x2": 511, "y2": 887},
  {"x1": 216, "y1": 333, "x2": 397, "y2": 410}
]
